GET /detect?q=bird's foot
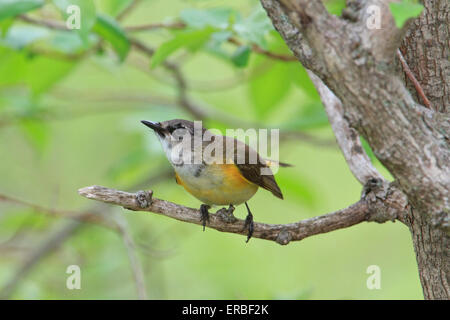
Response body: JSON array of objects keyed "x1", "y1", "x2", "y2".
[
  {"x1": 243, "y1": 202, "x2": 254, "y2": 243},
  {"x1": 128, "y1": 190, "x2": 153, "y2": 211},
  {"x1": 200, "y1": 204, "x2": 211, "y2": 231},
  {"x1": 216, "y1": 204, "x2": 237, "y2": 223},
  {"x1": 243, "y1": 213, "x2": 254, "y2": 243}
]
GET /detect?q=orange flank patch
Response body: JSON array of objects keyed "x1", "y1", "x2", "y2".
[
  {"x1": 175, "y1": 173, "x2": 183, "y2": 185},
  {"x1": 174, "y1": 164, "x2": 258, "y2": 205},
  {"x1": 219, "y1": 163, "x2": 253, "y2": 188}
]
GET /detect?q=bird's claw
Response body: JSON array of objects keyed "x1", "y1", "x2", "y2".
[
  {"x1": 135, "y1": 190, "x2": 152, "y2": 208},
  {"x1": 200, "y1": 204, "x2": 211, "y2": 231},
  {"x1": 243, "y1": 213, "x2": 254, "y2": 243}
]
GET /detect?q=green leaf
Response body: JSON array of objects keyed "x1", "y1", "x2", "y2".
[
  {"x1": 92, "y1": 14, "x2": 130, "y2": 61},
  {"x1": 151, "y1": 28, "x2": 214, "y2": 68},
  {"x1": 210, "y1": 30, "x2": 232, "y2": 44},
  {"x1": 389, "y1": 0, "x2": 424, "y2": 28},
  {"x1": 180, "y1": 8, "x2": 232, "y2": 29},
  {"x1": 52, "y1": 0, "x2": 96, "y2": 44},
  {"x1": 203, "y1": 30, "x2": 233, "y2": 61},
  {"x1": 233, "y1": 7, "x2": 273, "y2": 50},
  {"x1": 231, "y1": 45, "x2": 251, "y2": 68},
  {"x1": 0, "y1": 0, "x2": 44, "y2": 21},
  {"x1": 0, "y1": 45, "x2": 75, "y2": 94},
  {"x1": 249, "y1": 61, "x2": 292, "y2": 119},
  {"x1": 49, "y1": 30, "x2": 92, "y2": 53},
  {"x1": 1, "y1": 25, "x2": 49, "y2": 49},
  {"x1": 0, "y1": 45, "x2": 27, "y2": 86},
  {"x1": 0, "y1": 17, "x2": 14, "y2": 36}
]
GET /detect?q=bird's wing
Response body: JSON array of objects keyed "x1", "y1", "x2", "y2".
[
  {"x1": 231, "y1": 138, "x2": 283, "y2": 199},
  {"x1": 236, "y1": 162, "x2": 283, "y2": 199}
]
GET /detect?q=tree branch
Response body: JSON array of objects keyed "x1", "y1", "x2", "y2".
[
  {"x1": 18, "y1": 14, "x2": 297, "y2": 63},
  {"x1": 129, "y1": 37, "x2": 207, "y2": 120},
  {"x1": 117, "y1": 0, "x2": 142, "y2": 21},
  {"x1": 78, "y1": 185, "x2": 408, "y2": 245},
  {"x1": 0, "y1": 220, "x2": 83, "y2": 299},
  {"x1": 396, "y1": 49, "x2": 433, "y2": 110},
  {"x1": 307, "y1": 70, "x2": 385, "y2": 185},
  {"x1": 115, "y1": 215, "x2": 148, "y2": 300}
]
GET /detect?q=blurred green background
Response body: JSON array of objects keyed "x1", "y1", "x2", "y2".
[{"x1": 0, "y1": 0, "x2": 422, "y2": 299}]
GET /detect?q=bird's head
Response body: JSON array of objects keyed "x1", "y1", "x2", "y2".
[{"x1": 141, "y1": 119, "x2": 204, "y2": 164}]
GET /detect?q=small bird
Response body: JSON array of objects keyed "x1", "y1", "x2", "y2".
[{"x1": 141, "y1": 119, "x2": 287, "y2": 242}]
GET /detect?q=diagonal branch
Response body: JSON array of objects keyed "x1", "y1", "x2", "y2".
[
  {"x1": 116, "y1": 0, "x2": 142, "y2": 21},
  {"x1": 78, "y1": 185, "x2": 408, "y2": 245},
  {"x1": 307, "y1": 70, "x2": 385, "y2": 185},
  {"x1": 396, "y1": 49, "x2": 433, "y2": 110},
  {"x1": 129, "y1": 37, "x2": 207, "y2": 120},
  {"x1": 0, "y1": 220, "x2": 83, "y2": 299}
]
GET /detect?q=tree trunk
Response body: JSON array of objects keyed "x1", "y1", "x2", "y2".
[
  {"x1": 400, "y1": 0, "x2": 449, "y2": 299},
  {"x1": 260, "y1": 0, "x2": 449, "y2": 299},
  {"x1": 408, "y1": 208, "x2": 449, "y2": 299},
  {"x1": 400, "y1": 0, "x2": 449, "y2": 113}
]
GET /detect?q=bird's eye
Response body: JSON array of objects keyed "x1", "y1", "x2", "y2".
[{"x1": 168, "y1": 123, "x2": 184, "y2": 133}]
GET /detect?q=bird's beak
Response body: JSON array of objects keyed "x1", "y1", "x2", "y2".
[{"x1": 141, "y1": 120, "x2": 166, "y2": 135}]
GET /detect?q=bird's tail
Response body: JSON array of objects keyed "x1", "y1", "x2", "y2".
[{"x1": 264, "y1": 159, "x2": 294, "y2": 168}]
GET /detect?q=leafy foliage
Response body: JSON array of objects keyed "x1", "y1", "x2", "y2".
[
  {"x1": 151, "y1": 28, "x2": 214, "y2": 68},
  {"x1": 92, "y1": 14, "x2": 130, "y2": 61},
  {"x1": 0, "y1": 0, "x2": 44, "y2": 21},
  {"x1": 180, "y1": 7, "x2": 232, "y2": 29},
  {"x1": 230, "y1": 45, "x2": 251, "y2": 68}
]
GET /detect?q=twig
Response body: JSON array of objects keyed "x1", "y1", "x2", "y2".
[
  {"x1": 130, "y1": 37, "x2": 209, "y2": 120},
  {"x1": 127, "y1": 22, "x2": 297, "y2": 62},
  {"x1": 279, "y1": 130, "x2": 336, "y2": 148},
  {"x1": 227, "y1": 37, "x2": 297, "y2": 62},
  {"x1": 18, "y1": 14, "x2": 297, "y2": 63},
  {"x1": 396, "y1": 49, "x2": 433, "y2": 110},
  {"x1": 125, "y1": 22, "x2": 186, "y2": 32},
  {"x1": 117, "y1": 0, "x2": 142, "y2": 21},
  {"x1": 115, "y1": 216, "x2": 148, "y2": 300},
  {"x1": 0, "y1": 169, "x2": 172, "y2": 299},
  {"x1": 18, "y1": 14, "x2": 67, "y2": 30},
  {"x1": 78, "y1": 185, "x2": 407, "y2": 245},
  {"x1": 0, "y1": 220, "x2": 83, "y2": 299},
  {"x1": 307, "y1": 70, "x2": 385, "y2": 185},
  {"x1": 0, "y1": 194, "x2": 118, "y2": 230}
]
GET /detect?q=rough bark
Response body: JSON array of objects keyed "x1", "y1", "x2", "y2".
[
  {"x1": 400, "y1": 0, "x2": 449, "y2": 112},
  {"x1": 260, "y1": 0, "x2": 449, "y2": 299}
]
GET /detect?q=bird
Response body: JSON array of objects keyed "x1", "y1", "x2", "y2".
[{"x1": 141, "y1": 119, "x2": 288, "y2": 242}]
